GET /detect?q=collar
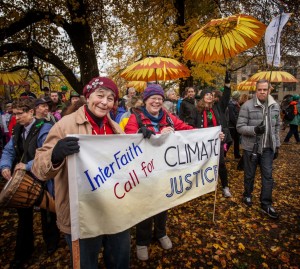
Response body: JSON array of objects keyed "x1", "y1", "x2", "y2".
[{"x1": 24, "y1": 118, "x2": 36, "y2": 132}]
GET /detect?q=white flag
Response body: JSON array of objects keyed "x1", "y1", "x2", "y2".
[{"x1": 265, "y1": 13, "x2": 291, "y2": 67}]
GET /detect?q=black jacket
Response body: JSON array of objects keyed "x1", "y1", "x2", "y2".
[{"x1": 179, "y1": 98, "x2": 196, "y2": 126}]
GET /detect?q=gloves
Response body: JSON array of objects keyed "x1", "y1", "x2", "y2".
[
  {"x1": 254, "y1": 122, "x2": 266, "y2": 135},
  {"x1": 273, "y1": 147, "x2": 279, "y2": 160},
  {"x1": 225, "y1": 70, "x2": 231, "y2": 84},
  {"x1": 51, "y1": 137, "x2": 80, "y2": 164},
  {"x1": 138, "y1": 126, "x2": 156, "y2": 139}
]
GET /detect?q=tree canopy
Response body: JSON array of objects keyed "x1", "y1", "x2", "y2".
[{"x1": 0, "y1": 0, "x2": 299, "y2": 94}]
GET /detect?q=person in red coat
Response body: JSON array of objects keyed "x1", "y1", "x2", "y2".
[{"x1": 125, "y1": 84, "x2": 193, "y2": 261}]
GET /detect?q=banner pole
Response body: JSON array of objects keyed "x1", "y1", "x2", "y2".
[
  {"x1": 72, "y1": 240, "x2": 80, "y2": 269},
  {"x1": 212, "y1": 184, "x2": 217, "y2": 224}
]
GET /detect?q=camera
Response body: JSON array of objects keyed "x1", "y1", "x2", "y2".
[{"x1": 250, "y1": 143, "x2": 259, "y2": 162}]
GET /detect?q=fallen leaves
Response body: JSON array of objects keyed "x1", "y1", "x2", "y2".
[{"x1": 0, "y1": 134, "x2": 300, "y2": 268}]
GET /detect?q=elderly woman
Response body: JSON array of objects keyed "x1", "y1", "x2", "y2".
[
  {"x1": 194, "y1": 72, "x2": 232, "y2": 198},
  {"x1": 31, "y1": 77, "x2": 130, "y2": 269},
  {"x1": 125, "y1": 84, "x2": 193, "y2": 261}
]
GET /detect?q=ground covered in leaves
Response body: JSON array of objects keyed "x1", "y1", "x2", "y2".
[{"x1": 0, "y1": 130, "x2": 299, "y2": 268}]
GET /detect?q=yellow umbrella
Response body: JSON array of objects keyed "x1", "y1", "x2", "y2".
[
  {"x1": 248, "y1": 71, "x2": 298, "y2": 83},
  {"x1": 184, "y1": 14, "x2": 266, "y2": 64},
  {"x1": 121, "y1": 56, "x2": 190, "y2": 82},
  {"x1": 0, "y1": 72, "x2": 24, "y2": 85},
  {"x1": 237, "y1": 80, "x2": 256, "y2": 91},
  {"x1": 126, "y1": 81, "x2": 147, "y2": 92}
]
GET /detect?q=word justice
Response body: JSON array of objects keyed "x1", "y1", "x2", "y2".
[
  {"x1": 164, "y1": 138, "x2": 219, "y2": 167},
  {"x1": 84, "y1": 143, "x2": 143, "y2": 191},
  {"x1": 166, "y1": 165, "x2": 218, "y2": 198}
]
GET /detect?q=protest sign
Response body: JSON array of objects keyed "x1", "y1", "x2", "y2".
[{"x1": 68, "y1": 127, "x2": 220, "y2": 240}]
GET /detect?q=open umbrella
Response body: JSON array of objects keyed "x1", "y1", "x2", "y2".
[
  {"x1": 120, "y1": 56, "x2": 190, "y2": 82},
  {"x1": 0, "y1": 72, "x2": 24, "y2": 85},
  {"x1": 184, "y1": 14, "x2": 266, "y2": 64},
  {"x1": 248, "y1": 71, "x2": 298, "y2": 83},
  {"x1": 126, "y1": 81, "x2": 147, "y2": 92},
  {"x1": 237, "y1": 79, "x2": 256, "y2": 91}
]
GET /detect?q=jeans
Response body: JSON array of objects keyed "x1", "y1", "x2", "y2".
[
  {"x1": 284, "y1": 124, "x2": 300, "y2": 142},
  {"x1": 65, "y1": 229, "x2": 130, "y2": 269},
  {"x1": 136, "y1": 211, "x2": 167, "y2": 246},
  {"x1": 243, "y1": 148, "x2": 275, "y2": 207}
]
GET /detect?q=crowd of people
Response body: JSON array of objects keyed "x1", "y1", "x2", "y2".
[{"x1": 0, "y1": 76, "x2": 299, "y2": 268}]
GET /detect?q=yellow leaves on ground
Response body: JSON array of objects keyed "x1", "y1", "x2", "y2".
[{"x1": 238, "y1": 242, "x2": 245, "y2": 252}]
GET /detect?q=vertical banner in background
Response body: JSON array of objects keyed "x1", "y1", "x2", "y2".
[
  {"x1": 265, "y1": 13, "x2": 291, "y2": 67},
  {"x1": 68, "y1": 127, "x2": 220, "y2": 241}
]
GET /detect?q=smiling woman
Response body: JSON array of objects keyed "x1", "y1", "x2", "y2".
[
  {"x1": 124, "y1": 83, "x2": 194, "y2": 261},
  {"x1": 31, "y1": 77, "x2": 131, "y2": 269}
]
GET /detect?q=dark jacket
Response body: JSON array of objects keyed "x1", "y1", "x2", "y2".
[
  {"x1": 179, "y1": 98, "x2": 196, "y2": 126},
  {"x1": 194, "y1": 85, "x2": 232, "y2": 144},
  {"x1": 227, "y1": 99, "x2": 240, "y2": 128}
]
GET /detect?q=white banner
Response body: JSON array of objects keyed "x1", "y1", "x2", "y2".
[
  {"x1": 68, "y1": 127, "x2": 220, "y2": 240},
  {"x1": 265, "y1": 13, "x2": 291, "y2": 67}
]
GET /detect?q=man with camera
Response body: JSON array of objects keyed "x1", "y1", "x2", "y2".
[{"x1": 236, "y1": 79, "x2": 280, "y2": 219}]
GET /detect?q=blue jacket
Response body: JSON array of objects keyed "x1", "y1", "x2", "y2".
[{"x1": 0, "y1": 122, "x2": 52, "y2": 171}]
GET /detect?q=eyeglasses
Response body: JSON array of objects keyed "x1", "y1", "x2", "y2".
[{"x1": 148, "y1": 97, "x2": 164, "y2": 102}]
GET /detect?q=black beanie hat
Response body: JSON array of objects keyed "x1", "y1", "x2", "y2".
[{"x1": 199, "y1": 88, "x2": 213, "y2": 100}]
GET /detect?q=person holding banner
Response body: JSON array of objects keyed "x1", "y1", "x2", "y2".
[
  {"x1": 125, "y1": 84, "x2": 193, "y2": 261},
  {"x1": 31, "y1": 77, "x2": 130, "y2": 269},
  {"x1": 236, "y1": 79, "x2": 280, "y2": 219},
  {"x1": 194, "y1": 71, "x2": 232, "y2": 198}
]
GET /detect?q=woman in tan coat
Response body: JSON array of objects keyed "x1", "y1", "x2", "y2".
[{"x1": 31, "y1": 77, "x2": 130, "y2": 269}]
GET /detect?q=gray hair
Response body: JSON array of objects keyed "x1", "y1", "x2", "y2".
[
  {"x1": 256, "y1": 79, "x2": 270, "y2": 89},
  {"x1": 165, "y1": 89, "x2": 175, "y2": 98}
]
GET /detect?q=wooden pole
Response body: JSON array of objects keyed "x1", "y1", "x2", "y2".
[{"x1": 72, "y1": 240, "x2": 80, "y2": 269}]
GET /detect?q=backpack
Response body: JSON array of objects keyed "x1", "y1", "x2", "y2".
[{"x1": 283, "y1": 105, "x2": 295, "y2": 121}]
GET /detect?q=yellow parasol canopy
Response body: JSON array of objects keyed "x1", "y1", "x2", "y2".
[
  {"x1": 0, "y1": 72, "x2": 24, "y2": 85},
  {"x1": 126, "y1": 81, "x2": 147, "y2": 92},
  {"x1": 184, "y1": 14, "x2": 266, "y2": 63},
  {"x1": 248, "y1": 71, "x2": 298, "y2": 83},
  {"x1": 121, "y1": 56, "x2": 190, "y2": 82},
  {"x1": 237, "y1": 79, "x2": 256, "y2": 91}
]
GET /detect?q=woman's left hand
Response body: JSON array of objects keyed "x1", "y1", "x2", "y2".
[
  {"x1": 219, "y1": 131, "x2": 225, "y2": 141},
  {"x1": 161, "y1": 126, "x2": 175, "y2": 134}
]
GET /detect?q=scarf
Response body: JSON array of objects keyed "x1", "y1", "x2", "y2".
[
  {"x1": 84, "y1": 105, "x2": 107, "y2": 135},
  {"x1": 203, "y1": 109, "x2": 217, "y2": 128},
  {"x1": 142, "y1": 107, "x2": 164, "y2": 123}
]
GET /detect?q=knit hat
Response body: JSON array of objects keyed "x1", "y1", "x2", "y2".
[
  {"x1": 70, "y1": 90, "x2": 80, "y2": 99},
  {"x1": 292, "y1": 94, "x2": 300, "y2": 101},
  {"x1": 83, "y1": 77, "x2": 119, "y2": 100},
  {"x1": 199, "y1": 88, "x2": 212, "y2": 100},
  {"x1": 232, "y1": 91, "x2": 241, "y2": 100},
  {"x1": 143, "y1": 84, "x2": 165, "y2": 101},
  {"x1": 35, "y1": 98, "x2": 50, "y2": 107}
]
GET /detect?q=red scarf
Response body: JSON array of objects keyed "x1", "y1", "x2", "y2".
[
  {"x1": 203, "y1": 109, "x2": 217, "y2": 128},
  {"x1": 84, "y1": 106, "x2": 114, "y2": 135}
]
